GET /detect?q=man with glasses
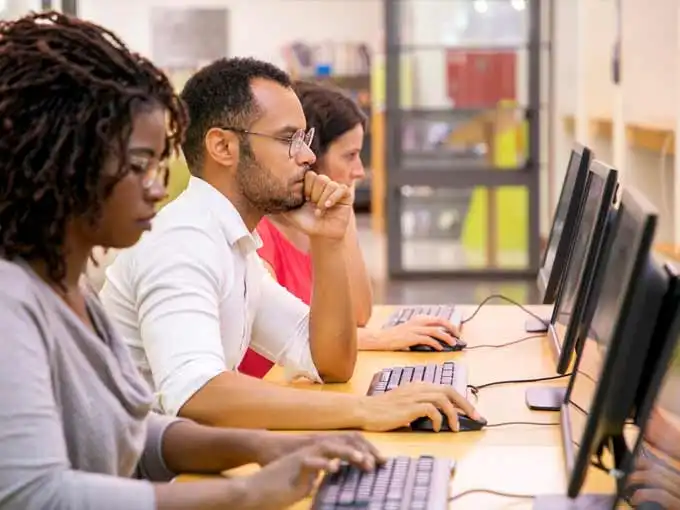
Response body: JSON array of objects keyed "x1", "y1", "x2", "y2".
[{"x1": 101, "y1": 57, "x2": 480, "y2": 431}]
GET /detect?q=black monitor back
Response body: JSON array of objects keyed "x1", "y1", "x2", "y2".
[
  {"x1": 560, "y1": 188, "x2": 665, "y2": 498},
  {"x1": 547, "y1": 160, "x2": 618, "y2": 373},
  {"x1": 538, "y1": 144, "x2": 593, "y2": 303},
  {"x1": 614, "y1": 265, "x2": 680, "y2": 506}
]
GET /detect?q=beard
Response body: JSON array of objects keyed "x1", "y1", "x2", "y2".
[{"x1": 236, "y1": 141, "x2": 306, "y2": 214}]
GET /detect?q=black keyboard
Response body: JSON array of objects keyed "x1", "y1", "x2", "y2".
[
  {"x1": 368, "y1": 362, "x2": 485, "y2": 432},
  {"x1": 368, "y1": 361, "x2": 468, "y2": 398},
  {"x1": 383, "y1": 305, "x2": 461, "y2": 329},
  {"x1": 312, "y1": 455, "x2": 454, "y2": 510}
]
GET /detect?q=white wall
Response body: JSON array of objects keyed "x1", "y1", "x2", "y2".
[
  {"x1": 622, "y1": 0, "x2": 676, "y2": 127},
  {"x1": 552, "y1": 0, "x2": 679, "y2": 245},
  {"x1": 1, "y1": 0, "x2": 41, "y2": 17},
  {"x1": 78, "y1": 0, "x2": 382, "y2": 68}
]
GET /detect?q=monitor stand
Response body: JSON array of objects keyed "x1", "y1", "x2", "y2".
[
  {"x1": 525, "y1": 316, "x2": 549, "y2": 333},
  {"x1": 533, "y1": 494, "x2": 615, "y2": 509},
  {"x1": 525, "y1": 386, "x2": 566, "y2": 411}
]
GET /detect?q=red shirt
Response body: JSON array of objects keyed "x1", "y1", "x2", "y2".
[{"x1": 238, "y1": 217, "x2": 312, "y2": 378}]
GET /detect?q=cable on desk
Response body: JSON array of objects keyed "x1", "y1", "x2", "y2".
[
  {"x1": 484, "y1": 420, "x2": 559, "y2": 428},
  {"x1": 465, "y1": 333, "x2": 545, "y2": 350},
  {"x1": 468, "y1": 373, "x2": 572, "y2": 396},
  {"x1": 449, "y1": 488, "x2": 536, "y2": 502},
  {"x1": 461, "y1": 293, "x2": 547, "y2": 326}
]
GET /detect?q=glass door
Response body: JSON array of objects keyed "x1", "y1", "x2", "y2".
[{"x1": 384, "y1": 0, "x2": 547, "y2": 278}]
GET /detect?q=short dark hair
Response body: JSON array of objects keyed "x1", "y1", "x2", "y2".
[
  {"x1": 180, "y1": 57, "x2": 291, "y2": 174},
  {"x1": 292, "y1": 80, "x2": 367, "y2": 159},
  {"x1": 0, "y1": 11, "x2": 186, "y2": 285}
]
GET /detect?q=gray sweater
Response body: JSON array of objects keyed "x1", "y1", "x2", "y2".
[{"x1": 0, "y1": 259, "x2": 179, "y2": 510}]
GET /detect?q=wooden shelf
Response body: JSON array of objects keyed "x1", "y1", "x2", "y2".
[
  {"x1": 562, "y1": 115, "x2": 675, "y2": 155},
  {"x1": 561, "y1": 114, "x2": 677, "y2": 253}
]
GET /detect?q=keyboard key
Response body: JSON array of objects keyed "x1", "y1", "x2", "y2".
[
  {"x1": 383, "y1": 305, "x2": 459, "y2": 329},
  {"x1": 367, "y1": 362, "x2": 468, "y2": 400},
  {"x1": 313, "y1": 457, "x2": 453, "y2": 510}
]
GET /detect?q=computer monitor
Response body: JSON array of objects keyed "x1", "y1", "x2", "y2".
[
  {"x1": 560, "y1": 188, "x2": 667, "y2": 498},
  {"x1": 525, "y1": 161, "x2": 618, "y2": 412},
  {"x1": 533, "y1": 263, "x2": 680, "y2": 510},
  {"x1": 616, "y1": 274, "x2": 680, "y2": 508},
  {"x1": 526, "y1": 144, "x2": 593, "y2": 333}
]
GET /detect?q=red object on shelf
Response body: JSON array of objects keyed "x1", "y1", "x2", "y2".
[{"x1": 445, "y1": 50, "x2": 517, "y2": 108}]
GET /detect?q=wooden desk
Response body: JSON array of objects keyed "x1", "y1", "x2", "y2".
[{"x1": 177, "y1": 304, "x2": 618, "y2": 508}]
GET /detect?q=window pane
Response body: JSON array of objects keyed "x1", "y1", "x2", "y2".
[
  {"x1": 399, "y1": 0, "x2": 529, "y2": 47},
  {"x1": 400, "y1": 185, "x2": 530, "y2": 270},
  {"x1": 399, "y1": 107, "x2": 529, "y2": 168}
]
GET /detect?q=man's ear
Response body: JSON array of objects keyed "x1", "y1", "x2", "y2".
[{"x1": 205, "y1": 127, "x2": 239, "y2": 168}]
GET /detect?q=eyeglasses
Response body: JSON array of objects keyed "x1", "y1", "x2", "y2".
[
  {"x1": 223, "y1": 126, "x2": 315, "y2": 158},
  {"x1": 129, "y1": 154, "x2": 170, "y2": 190}
]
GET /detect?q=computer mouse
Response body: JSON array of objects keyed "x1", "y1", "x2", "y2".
[
  {"x1": 409, "y1": 337, "x2": 466, "y2": 352},
  {"x1": 410, "y1": 411, "x2": 487, "y2": 432}
]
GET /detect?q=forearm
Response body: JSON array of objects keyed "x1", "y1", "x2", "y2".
[
  {"x1": 178, "y1": 371, "x2": 365, "y2": 430},
  {"x1": 308, "y1": 236, "x2": 357, "y2": 382},
  {"x1": 161, "y1": 420, "x2": 273, "y2": 474},
  {"x1": 154, "y1": 478, "x2": 254, "y2": 510},
  {"x1": 345, "y1": 212, "x2": 373, "y2": 326}
]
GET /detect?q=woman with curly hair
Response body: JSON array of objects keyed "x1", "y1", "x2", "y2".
[
  {"x1": 0, "y1": 12, "x2": 380, "y2": 510},
  {"x1": 238, "y1": 81, "x2": 462, "y2": 378}
]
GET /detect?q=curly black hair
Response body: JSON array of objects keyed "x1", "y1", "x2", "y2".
[
  {"x1": 0, "y1": 11, "x2": 187, "y2": 284},
  {"x1": 292, "y1": 80, "x2": 367, "y2": 159},
  {"x1": 180, "y1": 57, "x2": 291, "y2": 175}
]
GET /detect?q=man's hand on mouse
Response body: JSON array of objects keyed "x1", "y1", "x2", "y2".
[
  {"x1": 355, "y1": 382, "x2": 484, "y2": 432},
  {"x1": 363, "y1": 315, "x2": 460, "y2": 351}
]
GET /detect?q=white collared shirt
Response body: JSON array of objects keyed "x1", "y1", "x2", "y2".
[{"x1": 100, "y1": 177, "x2": 320, "y2": 416}]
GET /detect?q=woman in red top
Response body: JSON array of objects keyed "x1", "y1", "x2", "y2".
[{"x1": 239, "y1": 81, "x2": 459, "y2": 378}]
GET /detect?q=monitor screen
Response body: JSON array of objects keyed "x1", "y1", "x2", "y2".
[
  {"x1": 552, "y1": 170, "x2": 606, "y2": 353},
  {"x1": 565, "y1": 205, "x2": 642, "y2": 457},
  {"x1": 625, "y1": 332, "x2": 680, "y2": 508},
  {"x1": 543, "y1": 150, "x2": 582, "y2": 275}
]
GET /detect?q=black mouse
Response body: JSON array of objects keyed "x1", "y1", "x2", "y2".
[
  {"x1": 409, "y1": 337, "x2": 467, "y2": 352},
  {"x1": 410, "y1": 411, "x2": 486, "y2": 432}
]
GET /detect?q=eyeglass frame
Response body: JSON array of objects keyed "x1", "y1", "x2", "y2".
[
  {"x1": 128, "y1": 153, "x2": 171, "y2": 190},
  {"x1": 221, "y1": 126, "x2": 315, "y2": 159}
]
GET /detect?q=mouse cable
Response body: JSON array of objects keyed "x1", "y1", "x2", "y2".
[
  {"x1": 449, "y1": 488, "x2": 536, "y2": 502},
  {"x1": 465, "y1": 333, "x2": 545, "y2": 350},
  {"x1": 484, "y1": 420, "x2": 559, "y2": 428},
  {"x1": 468, "y1": 373, "x2": 571, "y2": 396},
  {"x1": 461, "y1": 293, "x2": 547, "y2": 326}
]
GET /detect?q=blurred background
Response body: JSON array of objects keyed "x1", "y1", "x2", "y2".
[{"x1": 4, "y1": 0, "x2": 679, "y2": 304}]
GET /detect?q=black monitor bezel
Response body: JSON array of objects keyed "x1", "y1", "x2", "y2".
[
  {"x1": 560, "y1": 187, "x2": 662, "y2": 498},
  {"x1": 615, "y1": 262, "x2": 680, "y2": 502},
  {"x1": 546, "y1": 160, "x2": 618, "y2": 373},
  {"x1": 537, "y1": 143, "x2": 593, "y2": 304}
]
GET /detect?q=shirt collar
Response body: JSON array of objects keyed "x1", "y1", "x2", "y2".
[{"x1": 185, "y1": 176, "x2": 262, "y2": 252}]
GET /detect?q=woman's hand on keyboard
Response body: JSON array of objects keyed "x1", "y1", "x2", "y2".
[
  {"x1": 363, "y1": 315, "x2": 460, "y2": 351},
  {"x1": 357, "y1": 382, "x2": 483, "y2": 432},
  {"x1": 240, "y1": 434, "x2": 382, "y2": 509},
  {"x1": 254, "y1": 431, "x2": 386, "y2": 467},
  {"x1": 627, "y1": 455, "x2": 680, "y2": 509}
]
